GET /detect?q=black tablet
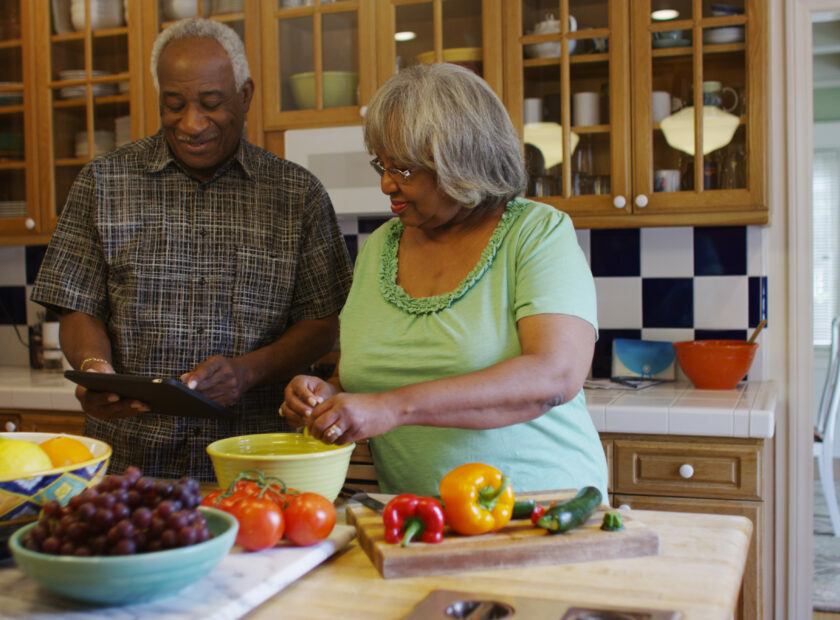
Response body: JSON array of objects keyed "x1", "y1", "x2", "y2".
[{"x1": 64, "y1": 370, "x2": 235, "y2": 420}]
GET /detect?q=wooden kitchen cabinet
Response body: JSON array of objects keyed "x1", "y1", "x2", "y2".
[
  {"x1": 259, "y1": 0, "x2": 375, "y2": 132},
  {"x1": 0, "y1": 408, "x2": 84, "y2": 434},
  {"x1": 605, "y1": 433, "x2": 774, "y2": 620},
  {"x1": 502, "y1": 0, "x2": 767, "y2": 229},
  {"x1": 0, "y1": 1, "x2": 43, "y2": 243},
  {"x1": 32, "y1": 0, "x2": 147, "y2": 236}
]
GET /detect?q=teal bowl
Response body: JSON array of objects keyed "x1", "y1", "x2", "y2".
[{"x1": 9, "y1": 507, "x2": 237, "y2": 605}]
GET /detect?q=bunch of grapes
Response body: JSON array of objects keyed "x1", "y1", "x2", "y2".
[{"x1": 22, "y1": 466, "x2": 211, "y2": 556}]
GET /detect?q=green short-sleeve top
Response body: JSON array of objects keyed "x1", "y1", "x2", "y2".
[{"x1": 339, "y1": 198, "x2": 608, "y2": 498}]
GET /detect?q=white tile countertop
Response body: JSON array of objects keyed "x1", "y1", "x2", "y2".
[
  {"x1": 0, "y1": 368, "x2": 81, "y2": 412},
  {"x1": 585, "y1": 380, "x2": 776, "y2": 438},
  {"x1": 0, "y1": 368, "x2": 776, "y2": 439}
]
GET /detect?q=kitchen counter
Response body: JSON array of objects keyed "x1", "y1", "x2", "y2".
[
  {"x1": 0, "y1": 367, "x2": 776, "y2": 439},
  {"x1": 0, "y1": 367, "x2": 80, "y2": 411},
  {"x1": 246, "y1": 507, "x2": 752, "y2": 620}
]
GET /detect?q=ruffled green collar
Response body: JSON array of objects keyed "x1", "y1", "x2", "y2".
[{"x1": 379, "y1": 198, "x2": 528, "y2": 314}]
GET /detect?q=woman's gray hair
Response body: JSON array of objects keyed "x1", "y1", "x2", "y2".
[
  {"x1": 363, "y1": 63, "x2": 526, "y2": 209},
  {"x1": 150, "y1": 18, "x2": 251, "y2": 92}
]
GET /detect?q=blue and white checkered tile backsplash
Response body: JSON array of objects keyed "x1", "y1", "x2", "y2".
[{"x1": 1, "y1": 220, "x2": 768, "y2": 376}]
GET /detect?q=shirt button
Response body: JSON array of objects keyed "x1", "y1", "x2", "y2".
[{"x1": 197, "y1": 327, "x2": 204, "y2": 335}]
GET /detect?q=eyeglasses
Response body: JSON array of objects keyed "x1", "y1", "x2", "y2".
[{"x1": 369, "y1": 158, "x2": 418, "y2": 184}]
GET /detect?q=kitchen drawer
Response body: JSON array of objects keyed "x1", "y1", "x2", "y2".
[
  {"x1": 0, "y1": 409, "x2": 84, "y2": 435},
  {"x1": 613, "y1": 438, "x2": 762, "y2": 500},
  {"x1": 0, "y1": 412, "x2": 22, "y2": 432}
]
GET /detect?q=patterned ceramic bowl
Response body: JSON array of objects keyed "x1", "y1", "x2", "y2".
[
  {"x1": 0, "y1": 432, "x2": 111, "y2": 558},
  {"x1": 206, "y1": 432, "x2": 353, "y2": 501}
]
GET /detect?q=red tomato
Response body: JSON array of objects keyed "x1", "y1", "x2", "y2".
[
  {"x1": 201, "y1": 489, "x2": 245, "y2": 512},
  {"x1": 200, "y1": 490, "x2": 222, "y2": 507},
  {"x1": 284, "y1": 493, "x2": 336, "y2": 546},
  {"x1": 227, "y1": 497, "x2": 285, "y2": 551}
]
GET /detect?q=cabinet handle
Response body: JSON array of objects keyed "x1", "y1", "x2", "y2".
[
  {"x1": 612, "y1": 195, "x2": 626, "y2": 209},
  {"x1": 634, "y1": 194, "x2": 648, "y2": 208},
  {"x1": 617, "y1": 504, "x2": 631, "y2": 510},
  {"x1": 4, "y1": 421, "x2": 17, "y2": 431},
  {"x1": 25, "y1": 218, "x2": 35, "y2": 230},
  {"x1": 679, "y1": 463, "x2": 695, "y2": 479}
]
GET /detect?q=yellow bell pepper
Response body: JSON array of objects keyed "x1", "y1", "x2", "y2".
[{"x1": 438, "y1": 462, "x2": 515, "y2": 536}]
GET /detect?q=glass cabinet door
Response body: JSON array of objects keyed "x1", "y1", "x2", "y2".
[
  {"x1": 41, "y1": 0, "x2": 132, "y2": 225},
  {"x1": 507, "y1": 0, "x2": 630, "y2": 215},
  {"x1": 0, "y1": 0, "x2": 37, "y2": 235},
  {"x1": 262, "y1": 0, "x2": 373, "y2": 129},
  {"x1": 376, "y1": 0, "x2": 502, "y2": 95},
  {"x1": 632, "y1": 0, "x2": 761, "y2": 215}
]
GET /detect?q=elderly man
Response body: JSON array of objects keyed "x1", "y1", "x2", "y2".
[{"x1": 31, "y1": 19, "x2": 353, "y2": 480}]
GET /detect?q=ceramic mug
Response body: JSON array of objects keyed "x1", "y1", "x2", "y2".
[
  {"x1": 652, "y1": 91, "x2": 672, "y2": 123},
  {"x1": 573, "y1": 92, "x2": 600, "y2": 126},
  {"x1": 702, "y1": 81, "x2": 739, "y2": 113},
  {"x1": 654, "y1": 169, "x2": 681, "y2": 192}
]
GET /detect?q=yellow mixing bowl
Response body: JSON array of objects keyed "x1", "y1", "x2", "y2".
[{"x1": 206, "y1": 433, "x2": 353, "y2": 502}]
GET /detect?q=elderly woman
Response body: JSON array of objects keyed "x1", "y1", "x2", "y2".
[{"x1": 281, "y1": 63, "x2": 607, "y2": 499}]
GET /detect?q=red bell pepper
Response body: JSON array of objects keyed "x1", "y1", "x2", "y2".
[{"x1": 382, "y1": 494, "x2": 445, "y2": 547}]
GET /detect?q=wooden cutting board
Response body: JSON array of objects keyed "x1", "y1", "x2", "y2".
[{"x1": 346, "y1": 489, "x2": 660, "y2": 579}]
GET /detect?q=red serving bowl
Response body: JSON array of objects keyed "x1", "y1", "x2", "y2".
[{"x1": 672, "y1": 340, "x2": 758, "y2": 389}]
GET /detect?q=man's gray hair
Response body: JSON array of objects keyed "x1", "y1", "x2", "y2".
[
  {"x1": 363, "y1": 63, "x2": 526, "y2": 209},
  {"x1": 150, "y1": 18, "x2": 251, "y2": 92}
]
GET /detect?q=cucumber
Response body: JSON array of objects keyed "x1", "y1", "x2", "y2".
[
  {"x1": 512, "y1": 499, "x2": 536, "y2": 519},
  {"x1": 535, "y1": 486, "x2": 602, "y2": 534}
]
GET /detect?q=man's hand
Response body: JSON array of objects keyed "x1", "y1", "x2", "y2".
[
  {"x1": 76, "y1": 360, "x2": 150, "y2": 419},
  {"x1": 180, "y1": 355, "x2": 248, "y2": 407}
]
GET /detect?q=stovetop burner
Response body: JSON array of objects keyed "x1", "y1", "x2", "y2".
[{"x1": 402, "y1": 589, "x2": 682, "y2": 620}]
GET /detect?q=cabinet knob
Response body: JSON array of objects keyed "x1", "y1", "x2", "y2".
[
  {"x1": 4, "y1": 421, "x2": 17, "y2": 431},
  {"x1": 634, "y1": 194, "x2": 648, "y2": 208},
  {"x1": 612, "y1": 195, "x2": 626, "y2": 209},
  {"x1": 679, "y1": 463, "x2": 695, "y2": 479},
  {"x1": 617, "y1": 504, "x2": 631, "y2": 510},
  {"x1": 25, "y1": 218, "x2": 35, "y2": 230}
]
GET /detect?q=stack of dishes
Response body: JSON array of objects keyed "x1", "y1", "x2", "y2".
[
  {"x1": 114, "y1": 115, "x2": 131, "y2": 148},
  {"x1": 58, "y1": 70, "x2": 117, "y2": 99},
  {"x1": 0, "y1": 82, "x2": 23, "y2": 107},
  {"x1": 702, "y1": 26, "x2": 745, "y2": 44},
  {"x1": 70, "y1": 0, "x2": 124, "y2": 31},
  {"x1": 0, "y1": 201, "x2": 26, "y2": 219},
  {"x1": 75, "y1": 129, "x2": 115, "y2": 158}
]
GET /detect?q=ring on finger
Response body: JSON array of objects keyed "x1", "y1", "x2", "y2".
[
  {"x1": 278, "y1": 403, "x2": 285, "y2": 418},
  {"x1": 324, "y1": 424, "x2": 342, "y2": 441}
]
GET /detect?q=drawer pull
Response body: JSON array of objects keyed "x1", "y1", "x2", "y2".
[
  {"x1": 679, "y1": 464, "x2": 695, "y2": 479},
  {"x1": 617, "y1": 504, "x2": 631, "y2": 510},
  {"x1": 4, "y1": 421, "x2": 17, "y2": 431}
]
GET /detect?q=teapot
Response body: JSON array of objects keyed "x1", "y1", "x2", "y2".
[
  {"x1": 529, "y1": 13, "x2": 579, "y2": 56},
  {"x1": 534, "y1": 13, "x2": 578, "y2": 35}
]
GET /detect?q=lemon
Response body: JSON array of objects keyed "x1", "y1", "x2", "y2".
[{"x1": 0, "y1": 437, "x2": 54, "y2": 479}]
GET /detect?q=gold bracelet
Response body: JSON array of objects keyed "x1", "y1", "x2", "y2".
[{"x1": 80, "y1": 357, "x2": 110, "y2": 371}]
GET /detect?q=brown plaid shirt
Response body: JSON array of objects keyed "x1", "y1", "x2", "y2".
[{"x1": 31, "y1": 131, "x2": 353, "y2": 481}]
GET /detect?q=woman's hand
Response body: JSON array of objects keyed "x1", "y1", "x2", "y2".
[
  {"x1": 281, "y1": 375, "x2": 340, "y2": 429},
  {"x1": 305, "y1": 392, "x2": 399, "y2": 445}
]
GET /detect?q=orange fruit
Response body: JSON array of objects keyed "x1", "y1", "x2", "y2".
[{"x1": 39, "y1": 436, "x2": 94, "y2": 467}]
